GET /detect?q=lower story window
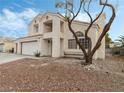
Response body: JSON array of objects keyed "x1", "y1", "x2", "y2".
[
  {"x1": 79, "y1": 38, "x2": 89, "y2": 49},
  {"x1": 68, "y1": 39, "x2": 77, "y2": 49},
  {"x1": 68, "y1": 38, "x2": 89, "y2": 49}
]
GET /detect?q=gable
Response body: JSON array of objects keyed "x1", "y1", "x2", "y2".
[{"x1": 29, "y1": 12, "x2": 65, "y2": 26}]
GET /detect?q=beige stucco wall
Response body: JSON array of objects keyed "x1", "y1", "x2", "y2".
[
  {"x1": 0, "y1": 41, "x2": 14, "y2": 52},
  {"x1": 96, "y1": 13, "x2": 106, "y2": 59},
  {"x1": 28, "y1": 13, "x2": 55, "y2": 36},
  {"x1": 14, "y1": 35, "x2": 42, "y2": 55},
  {"x1": 15, "y1": 12, "x2": 105, "y2": 59},
  {"x1": 4, "y1": 42, "x2": 14, "y2": 52},
  {"x1": 64, "y1": 21, "x2": 99, "y2": 59}
]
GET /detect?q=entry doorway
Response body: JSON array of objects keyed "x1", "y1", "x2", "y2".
[
  {"x1": 47, "y1": 39, "x2": 52, "y2": 56},
  {"x1": 43, "y1": 39, "x2": 52, "y2": 57}
]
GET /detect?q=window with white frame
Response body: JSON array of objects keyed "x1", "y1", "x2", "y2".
[
  {"x1": 68, "y1": 39, "x2": 77, "y2": 49},
  {"x1": 68, "y1": 31, "x2": 89, "y2": 49},
  {"x1": 79, "y1": 38, "x2": 89, "y2": 49}
]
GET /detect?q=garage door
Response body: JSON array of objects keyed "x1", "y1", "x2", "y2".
[
  {"x1": 21, "y1": 41, "x2": 39, "y2": 55},
  {"x1": 0, "y1": 44, "x2": 4, "y2": 52}
]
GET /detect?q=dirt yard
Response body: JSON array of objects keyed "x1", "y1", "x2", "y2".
[{"x1": 0, "y1": 56, "x2": 124, "y2": 92}]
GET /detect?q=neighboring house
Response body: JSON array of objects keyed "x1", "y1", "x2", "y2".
[
  {"x1": 0, "y1": 37, "x2": 14, "y2": 53},
  {"x1": 14, "y1": 12, "x2": 105, "y2": 59},
  {"x1": 105, "y1": 42, "x2": 115, "y2": 54}
]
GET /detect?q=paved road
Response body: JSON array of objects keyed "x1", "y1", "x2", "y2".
[{"x1": 0, "y1": 53, "x2": 28, "y2": 65}]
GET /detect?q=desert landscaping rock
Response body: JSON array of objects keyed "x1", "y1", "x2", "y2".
[{"x1": 0, "y1": 56, "x2": 124, "y2": 92}]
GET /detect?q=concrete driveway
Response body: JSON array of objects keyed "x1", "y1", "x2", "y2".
[{"x1": 0, "y1": 53, "x2": 28, "y2": 65}]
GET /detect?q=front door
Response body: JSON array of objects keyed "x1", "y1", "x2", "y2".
[{"x1": 47, "y1": 40, "x2": 52, "y2": 56}]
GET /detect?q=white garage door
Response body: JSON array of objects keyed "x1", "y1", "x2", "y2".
[
  {"x1": 0, "y1": 44, "x2": 4, "y2": 52},
  {"x1": 22, "y1": 41, "x2": 39, "y2": 55}
]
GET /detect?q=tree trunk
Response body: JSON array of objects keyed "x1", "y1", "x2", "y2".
[
  {"x1": 81, "y1": 55, "x2": 93, "y2": 65},
  {"x1": 85, "y1": 56, "x2": 92, "y2": 65}
]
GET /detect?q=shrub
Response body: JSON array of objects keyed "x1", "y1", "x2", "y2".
[
  {"x1": 112, "y1": 47, "x2": 120, "y2": 55},
  {"x1": 34, "y1": 51, "x2": 41, "y2": 57},
  {"x1": 8, "y1": 48, "x2": 14, "y2": 53}
]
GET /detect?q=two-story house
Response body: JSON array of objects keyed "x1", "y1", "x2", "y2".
[{"x1": 14, "y1": 12, "x2": 105, "y2": 59}]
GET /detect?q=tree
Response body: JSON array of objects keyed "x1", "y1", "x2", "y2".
[
  {"x1": 115, "y1": 36, "x2": 124, "y2": 48},
  {"x1": 105, "y1": 33, "x2": 112, "y2": 45},
  {"x1": 105, "y1": 33, "x2": 113, "y2": 48},
  {"x1": 60, "y1": 0, "x2": 116, "y2": 65}
]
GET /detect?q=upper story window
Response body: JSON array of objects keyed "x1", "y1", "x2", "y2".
[
  {"x1": 60, "y1": 21, "x2": 64, "y2": 33},
  {"x1": 43, "y1": 20, "x2": 52, "y2": 33},
  {"x1": 34, "y1": 24, "x2": 39, "y2": 33}
]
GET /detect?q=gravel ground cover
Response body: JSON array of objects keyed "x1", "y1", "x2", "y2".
[{"x1": 0, "y1": 56, "x2": 124, "y2": 92}]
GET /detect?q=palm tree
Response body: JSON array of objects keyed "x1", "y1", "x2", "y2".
[{"x1": 115, "y1": 36, "x2": 124, "y2": 47}]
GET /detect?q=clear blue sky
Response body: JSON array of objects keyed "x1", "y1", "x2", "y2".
[{"x1": 0, "y1": 0, "x2": 124, "y2": 41}]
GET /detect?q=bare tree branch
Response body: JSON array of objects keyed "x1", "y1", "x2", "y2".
[
  {"x1": 90, "y1": 0, "x2": 116, "y2": 57},
  {"x1": 66, "y1": 8, "x2": 75, "y2": 17},
  {"x1": 83, "y1": 1, "x2": 93, "y2": 23},
  {"x1": 67, "y1": 19, "x2": 87, "y2": 57},
  {"x1": 82, "y1": 0, "x2": 93, "y2": 55},
  {"x1": 85, "y1": 0, "x2": 107, "y2": 37},
  {"x1": 69, "y1": 0, "x2": 84, "y2": 23},
  {"x1": 64, "y1": 0, "x2": 116, "y2": 64},
  {"x1": 88, "y1": 0, "x2": 92, "y2": 12}
]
